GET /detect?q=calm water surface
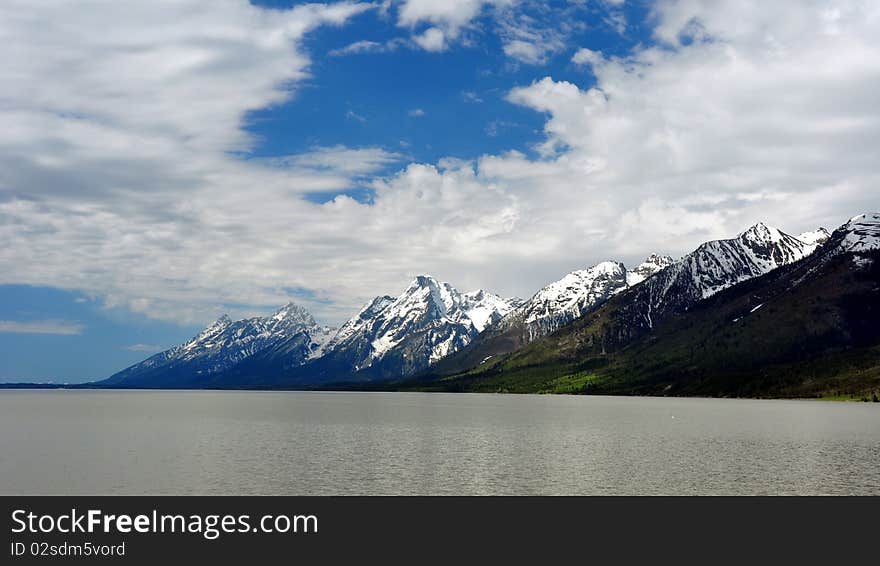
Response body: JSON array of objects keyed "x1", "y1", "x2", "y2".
[{"x1": 1, "y1": 390, "x2": 878, "y2": 495}]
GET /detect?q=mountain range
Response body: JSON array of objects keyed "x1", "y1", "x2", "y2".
[
  {"x1": 416, "y1": 214, "x2": 879, "y2": 398},
  {"x1": 94, "y1": 213, "x2": 879, "y2": 399}
]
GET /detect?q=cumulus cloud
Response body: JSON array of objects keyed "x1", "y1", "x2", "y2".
[
  {"x1": 0, "y1": 320, "x2": 85, "y2": 335},
  {"x1": 0, "y1": 0, "x2": 382, "y2": 325},
  {"x1": 411, "y1": 27, "x2": 448, "y2": 51},
  {"x1": 3, "y1": 0, "x2": 880, "y2": 330},
  {"x1": 397, "y1": 0, "x2": 514, "y2": 51},
  {"x1": 571, "y1": 47, "x2": 604, "y2": 66},
  {"x1": 488, "y1": 0, "x2": 880, "y2": 258},
  {"x1": 503, "y1": 40, "x2": 546, "y2": 64},
  {"x1": 366, "y1": 0, "x2": 880, "y2": 297}
]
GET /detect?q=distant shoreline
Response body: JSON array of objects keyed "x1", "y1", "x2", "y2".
[{"x1": 1, "y1": 383, "x2": 876, "y2": 402}]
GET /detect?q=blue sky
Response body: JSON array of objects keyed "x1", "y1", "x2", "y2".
[
  {"x1": 2, "y1": 0, "x2": 878, "y2": 382},
  {"x1": 244, "y1": 1, "x2": 653, "y2": 175}
]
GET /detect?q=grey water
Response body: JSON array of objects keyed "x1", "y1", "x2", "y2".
[{"x1": 1, "y1": 390, "x2": 878, "y2": 495}]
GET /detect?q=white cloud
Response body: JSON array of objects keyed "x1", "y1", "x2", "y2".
[
  {"x1": 408, "y1": 108, "x2": 426, "y2": 117},
  {"x1": 397, "y1": 0, "x2": 511, "y2": 30},
  {"x1": 503, "y1": 40, "x2": 545, "y2": 64},
  {"x1": 263, "y1": 146, "x2": 402, "y2": 176},
  {"x1": 496, "y1": 4, "x2": 573, "y2": 65},
  {"x1": 328, "y1": 37, "x2": 409, "y2": 56},
  {"x1": 329, "y1": 40, "x2": 384, "y2": 56},
  {"x1": 360, "y1": 0, "x2": 880, "y2": 297},
  {"x1": 412, "y1": 27, "x2": 448, "y2": 51},
  {"x1": 571, "y1": 47, "x2": 604, "y2": 66},
  {"x1": 397, "y1": 0, "x2": 514, "y2": 51},
  {"x1": 3, "y1": 0, "x2": 880, "y2": 331},
  {"x1": 488, "y1": 0, "x2": 880, "y2": 255},
  {"x1": 393, "y1": 1, "x2": 594, "y2": 63},
  {"x1": 0, "y1": 0, "x2": 383, "y2": 325},
  {"x1": 125, "y1": 344, "x2": 164, "y2": 352},
  {"x1": 0, "y1": 320, "x2": 85, "y2": 335}
]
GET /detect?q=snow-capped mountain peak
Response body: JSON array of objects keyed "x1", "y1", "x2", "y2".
[
  {"x1": 365, "y1": 274, "x2": 518, "y2": 358},
  {"x1": 324, "y1": 295, "x2": 394, "y2": 350},
  {"x1": 640, "y1": 253, "x2": 676, "y2": 270},
  {"x1": 103, "y1": 302, "x2": 329, "y2": 385},
  {"x1": 315, "y1": 275, "x2": 521, "y2": 374},
  {"x1": 268, "y1": 302, "x2": 317, "y2": 331},
  {"x1": 635, "y1": 221, "x2": 819, "y2": 316},
  {"x1": 627, "y1": 253, "x2": 675, "y2": 286},
  {"x1": 739, "y1": 221, "x2": 785, "y2": 244},
  {"x1": 394, "y1": 274, "x2": 454, "y2": 319},
  {"x1": 797, "y1": 227, "x2": 831, "y2": 248},
  {"x1": 495, "y1": 254, "x2": 679, "y2": 345},
  {"x1": 524, "y1": 261, "x2": 625, "y2": 323},
  {"x1": 183, "y1": 314, "x2": 232, "y2": 351},
  {"x1": 838, "y1": 212, "x2": 880, "y2": 253},
  {"x1": 685, "y1": 222, "x2": 813, "y2": 296},
  {"x1": 500, "y1": 261, "x2": 629, "y2": 341},
  {"x1": 208, "y1": 313, "x2": 232, "y2": 331},
  {"x1": 103, "y1": 212, "x2": 875, "y2": 389},
  {"x1": 461, "y1": 290, "x2": 523, "y2": 332},
  {"x1": 272, "y1": 302, "x2": 309, "y2": 320}
]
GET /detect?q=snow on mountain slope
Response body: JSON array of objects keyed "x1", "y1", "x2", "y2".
[
  {"x1": 679, "y1": 222, "x2": 815, "y2": 300},
  {"x1": 315, "y1": 295, "x2": 394, "y2": 359},
  {"x1": 519, "y1": 261, "x2": 627, "y2": 327},
  {"x1": 626, "y1": 254, "x2": 676, "y2": 286},
  {"x1": 792, "y1": 213, "x2": 880, "y2": 277},
  {"x1": 103, "y1": 302, "x2": 331, "y2": 385},
  {"x1": 797, "y1": 227, "x2": 831, "y2": 249},
  {"x1": 495, "y1": 254, "x2": 673, "y2": 343},
  {"x1": 837, "y1": 213, "x2": 880, "y2": 253},
  {"x1": 618, "y1": 222, "x2": 820, "y2": 332},
  {"x1": 319, "y1": 275, "x2": 521, "y2": 373},
  {"x1": 460, "y1": 290, "x2": 524, "y2": 332},
  {"x1": 103, "y1": 216, "x2": 853, "y2": 389}
]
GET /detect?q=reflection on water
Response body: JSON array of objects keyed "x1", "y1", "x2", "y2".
[{"x1": 1, "y1": 390, "x2": 878, "y2": 495}]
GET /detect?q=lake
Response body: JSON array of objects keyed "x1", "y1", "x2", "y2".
[{"x1": 1, "y1": 390, "x2": 878, "y2": 495}]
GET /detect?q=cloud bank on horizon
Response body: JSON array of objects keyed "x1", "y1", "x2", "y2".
[{"x1": 2, "y1": 0, "x2": 879, "y2": 327}]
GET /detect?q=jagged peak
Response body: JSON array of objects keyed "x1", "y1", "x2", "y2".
[
  {"x1": 211, "y1": 314, "x2": 232, "y2": 328},
  {"x1": 462, "y1": 289, "x2": 523, "y2": 307},
  {"x1": 395, "y1": 275, "x2": 461, "y2": 318},
  {"x1": 344, "y1": 295, "x2": 394, "y2": 327},
  {"x1": 463, "y1": 289, "x2": 488, "y2": 300},
  {"x1": 845, "y1": 212, "x2": 880, "y2": 227},
  {"x1": 531, "y1": 261, "x2": 626, "y2": 299},
  {"x1": 797, "y1": 227, "x2": 831, "y2": 246},
  {"x1": 627, "y1": 254, "x2": 675, "y2": 286},
  {"x1": 738, "y1": 221, "x2": 786, "y2": 243},
  {"x1": 409, "y1": 274, "x2": 440, "y2": 288},
  {"x1": 640, "y1": 253, "x2": 675, "y2": 266},
  {"x1": 569, "y1": 260, "x2": 625, "y2": 278},
  {"x1": 361, "y1": 295, "x2": 394, "y2": 313},
  {"x1": 272, "y1": 301, "x2": 303, "y2": 316},
  {"x1": 835, "y1": 212, "x2": 880, "y2": 253},
  {"x1": 269, "y1": 302, "x2": 316, "y2": 327}
]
